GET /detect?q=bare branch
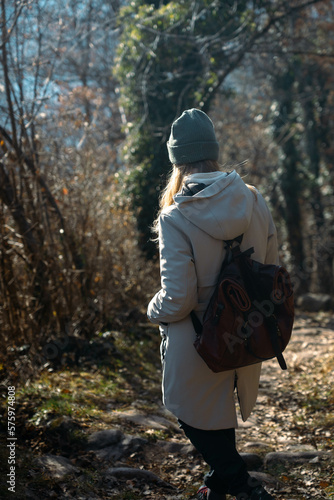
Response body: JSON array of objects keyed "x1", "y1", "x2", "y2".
[
  {"x1": 1, "y1": 0, "x2": 18, "y2": 149},
  {"x1": 200, "y1": 0, "x2": 327, "y2": 108},
  {"x1": 0, "y1": 0, "x2": 28, "y2": 50}
]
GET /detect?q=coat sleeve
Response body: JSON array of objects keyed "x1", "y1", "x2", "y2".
[{"x1": 147, "y1": 212, "x2": 198, "y2": 324}]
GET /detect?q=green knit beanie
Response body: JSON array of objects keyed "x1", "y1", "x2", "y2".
[{"x1": 167, "y1": 108, "x2": 219, "y2": 165}]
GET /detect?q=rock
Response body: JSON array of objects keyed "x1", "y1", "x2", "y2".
[
  {"x1": 113, "y1": 409, "x2": 180, "y2": 431},
  {"x1": 284, "y1": 444, "x2": 317, "y2": 452},
  {"x1": 157, "y1": 440, "x2": 197, "y2": 455},
  {"x1": 45, "y1": 414, "x2": 80, "y2": 431},
  {"x1": 249, "y1": 471, "x2": 284, "y2": 489},
  {"x1": 265, "y1": 450, "x2": 331, "y2": 466},
  {"x1": 105, "y1": 467, "x2": 177, "y2": 490},
  {"x1": 120, "y1": 433, "x2": 148, "y2": 456},
  {"x1": 86, "y1": 429, "x2": 123, "y2": 450},
  {"x1": 87, "y1": 429, "x2": 148, "y2": 461},
  {"x1": 243, "y1": 442, "x2": 274, "y2": 452},
  {"x1": 34, "y1": 454, "x2": 80, "y2": 479},
  {"x1": 240, "y1": 453, "x2": 263, "y2": 470},
  {"x1": 296, "y1": 293, "x2": 333, "y2": 312}
]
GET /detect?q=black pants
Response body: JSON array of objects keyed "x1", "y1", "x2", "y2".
[{"x1": 179, "y1": 420, "x2": 260, "y2": 497}]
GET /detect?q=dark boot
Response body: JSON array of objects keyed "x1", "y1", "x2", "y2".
[
  {"x1": 197, "y1": 485, "x2": 226, "y2": 500},
  {"x1": 250, "y1": 486, "x2": 274, "y2": 499}
]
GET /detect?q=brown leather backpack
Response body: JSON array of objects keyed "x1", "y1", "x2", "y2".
[{"x1": 191, "y1": 234, "x2": 294, "y2": 372}]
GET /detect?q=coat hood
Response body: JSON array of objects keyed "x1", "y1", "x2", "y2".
[{"x1": 173, "y1": 170, "x2": 255, "y2": 241}]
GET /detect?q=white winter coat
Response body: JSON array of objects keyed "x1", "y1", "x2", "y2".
[{"x1": 147, "y1": 170, "x2": 279, "y2": 430}]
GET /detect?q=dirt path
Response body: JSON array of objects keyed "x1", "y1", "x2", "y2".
[
  {"x1": 2, "y1": 312, "x2": 333, "y2": 500},
  {"x1": 237, "y1": 311, "x2": 334, "y2": 448},
  {"x1": 64, "y1": 313, "x2": 334, "y2": 499},
  {"x1": 136, "y1": 311, "x2": 334, "y2": 499}
]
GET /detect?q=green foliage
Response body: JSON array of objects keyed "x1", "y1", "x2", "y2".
[{"x1": 114, "y1": 0, "x2": 259, "y2": 256}]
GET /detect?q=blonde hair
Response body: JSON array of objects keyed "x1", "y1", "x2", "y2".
[
  {"x1": 152, "y1": 160, "x2": 219, "y2": 237},
  {"x1": 161, "y1": 160, "x2": 219, "y2": 210},
  {"x1": 152, "y1": 159, "x2": 257, "y2": 237}
]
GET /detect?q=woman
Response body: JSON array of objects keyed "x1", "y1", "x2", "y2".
[{"x1": 147, "y1": 109, "x2": 277, "y2": 500}]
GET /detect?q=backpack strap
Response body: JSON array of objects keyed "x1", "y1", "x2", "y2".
[
  {"x1": 247, "y1": 306, "x2": 288, "y2": 370},
  {"x1": 190, "y1": 310, "x2": 203, "y2": 336},
  {"x1": 191, "y1": 234, "x2": 245, "y2": 333},
  {"x1": 221, "y1": 234, "x2": 245, "y2": 269},
  {"x1": 266, "y1": 316, "x2": 288, "y2": 370},
  {"x1": 224, "y1": 234, "x2": 243, "y2": 249}
]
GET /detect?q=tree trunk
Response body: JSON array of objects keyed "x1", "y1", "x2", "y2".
[
  {"x1": 297, "y1": 65, "x2": 333, "y2": 294},
  {"x1": 273, "y1": 67, "x2": 309, "y2": 294}
]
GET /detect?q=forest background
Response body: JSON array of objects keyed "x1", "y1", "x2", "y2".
[{"x1": 0, "y1": 0, "x2": 334, "y2": 383}]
